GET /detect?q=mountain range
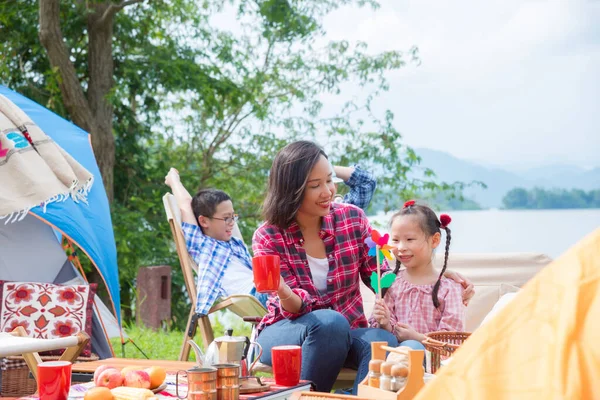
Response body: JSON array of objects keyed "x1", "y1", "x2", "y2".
[{"x1": 414, "y1": 148, "x2": 600, "y2": 208}]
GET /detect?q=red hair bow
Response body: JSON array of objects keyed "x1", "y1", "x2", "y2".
[
  {"x1": 403, "y1": 200, "x2": 416, "y2": 208},
  {"x1": 440, "y1": 214, "x2": 451, "y2": 228}
]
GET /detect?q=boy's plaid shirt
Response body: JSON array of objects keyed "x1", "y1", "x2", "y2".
[
  {"x1": 252, "y1": 203, "x2": 390, "y2": 334},
  {"x1": 342, "y1": 165, "x2": 376, "y2": 210},
  {"x1": 182, "y1": 222, "x2": 252, "y2": 315}
]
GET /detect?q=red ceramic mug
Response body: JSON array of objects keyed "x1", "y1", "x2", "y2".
[
  {"x1": 252, "y1": 255, "x2": 280, "y2": 293},
  {"x1": 271, "y1": 345, "x2": 302, "y2": 387},
  {"x1": 38, "y1": 360, "x2": 72, "y2": 400}
]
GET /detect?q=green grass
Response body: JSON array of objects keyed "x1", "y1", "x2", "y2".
[
  {"x1": 110, "y1": 314, "x2": 253, "y2": 361},
  {"x1": 110, "y1": 324, "x2": 191, "y2": 361}
]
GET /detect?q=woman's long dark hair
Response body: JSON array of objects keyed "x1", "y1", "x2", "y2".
[
  {"x1": 262, "y1": 141, "x2": 327, "y2": 229},
  {"x1": 388, "y1": 203, "x2": 452, "y2": 308}
]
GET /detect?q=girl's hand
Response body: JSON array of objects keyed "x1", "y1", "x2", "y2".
[
  {"x1": 444, "y1": 270, "x2": 475, "y2": 306},
  {"x1": 372, "y1": 299, "x2": 391, "y2": 331},
  {"x1": 394, "y1": 323, "x2": 425, "y2": 342}
]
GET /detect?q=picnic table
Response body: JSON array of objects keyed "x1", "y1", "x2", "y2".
[{"x1": 16, "y1": 360, "x2": 312, "y2": 400}]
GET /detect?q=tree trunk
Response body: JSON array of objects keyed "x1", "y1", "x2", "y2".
[
  {"x1": 88, "y1": 2, "x2": 116, "y2": 203},
  {"x1": 38, "y1": 0, "x2": 94, "y2": 132},
  {"x1": 38, "y1": 0, "x2": 115, "y2": 203}
]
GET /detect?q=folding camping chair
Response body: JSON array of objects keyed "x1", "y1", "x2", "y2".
[
  {"x1": 162, "y1": 193, "x2": 268, "y2": 362},
  {"x1": 163, "y1": 193, "x2": 358, "y2": 389},
  {"x1": 1, "y1": 326, "x2": 89, "y2": 381}
]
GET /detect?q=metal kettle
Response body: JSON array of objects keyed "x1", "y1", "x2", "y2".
[{"x1": 189, "y1": 329, "x2": 262, "y2": 376}]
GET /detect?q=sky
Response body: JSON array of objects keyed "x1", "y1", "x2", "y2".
[{"x1": 314, "y1": 0, "x2": 600, "y2": 170}]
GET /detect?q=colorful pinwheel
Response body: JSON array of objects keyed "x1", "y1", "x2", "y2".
[
  {"x1": 365, "y1": 229, "x2": 394, "y2": 261},
  {"x1": 364, "y1": 229, "x2": 396, "y2": 297}
]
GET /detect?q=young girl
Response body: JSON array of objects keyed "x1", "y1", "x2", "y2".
[{"x1": 370, "y1": 200, "x2": 465, "y2": 350}]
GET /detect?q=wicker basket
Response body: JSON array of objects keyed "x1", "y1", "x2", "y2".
[
  {"x1": 1, "y1": 353, "x2": 98, "y2": 397},
  {"x1": 422, "y1": 331, "x2": 470, "y2": 373}
]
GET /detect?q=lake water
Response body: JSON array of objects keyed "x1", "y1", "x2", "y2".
[{"x1": 368, "y1": 209, "x2": 600, "y2": 259}]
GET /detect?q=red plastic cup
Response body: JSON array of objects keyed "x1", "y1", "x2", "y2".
[
  {"x1": 252, "y1": 255, "x2": 280, "y2": 293},
  {"x1": 38, "y1": 360, "x2": 72, "y2": 400},
  {"x1": 271, "y1": 345, "x2": 302, "y2": 386}
]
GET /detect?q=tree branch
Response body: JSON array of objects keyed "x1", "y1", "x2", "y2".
[
  {"x1": 97, "y1": 0, "x2": 144, "y2": 27},
  {"x1": 38, "y1": 0, "x2": 94, "y2": 131},
  {"x1": 206, "y1": 106, "x2": 248, "y2": 159},
  {"x1": 262, "y1": 39, "x2": 275, "y2": 73}
]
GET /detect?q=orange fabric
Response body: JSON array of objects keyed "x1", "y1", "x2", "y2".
[{"x1": 415, "y1": 228, "x2": 600, "y2": 400}]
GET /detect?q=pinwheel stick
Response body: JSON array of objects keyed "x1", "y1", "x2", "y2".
[{"x1": 376, "y1": 245, "x2": 382, "y2": 299}]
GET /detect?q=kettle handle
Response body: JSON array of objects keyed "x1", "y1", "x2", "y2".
[
  {"x1": 247, "y1": 342, "x2": 263, "y2": 375},
  {"x1": 242, "y1": 336, "x2": 251, "y2": 360}
]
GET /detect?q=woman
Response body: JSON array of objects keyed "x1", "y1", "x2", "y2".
[{"x1": 252, "y1": 141, "x2": 473, "y2": 393}]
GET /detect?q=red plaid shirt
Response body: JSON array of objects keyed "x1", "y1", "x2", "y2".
[{"x1": 252, "y1": 203, "x2": 390, "y2": 334}]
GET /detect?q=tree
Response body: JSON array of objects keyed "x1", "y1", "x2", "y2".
[
  {"x1": 502, "y1": 188, "x2": 531, "y2": 209},
  {"x1": 502, "y1": 188, "x2": 600, "y2": 209},
  {"x1": 38, "y1": 0, "x2": 146, "y2": 202},
  {"x1": 1, "y1": 0, "x2": 472, "y2": 326}
]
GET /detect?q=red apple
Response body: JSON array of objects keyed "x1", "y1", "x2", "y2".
[
  {"x1": 120, "y1": 365, "x2": 145, "y2": 377},
  {"x1": 123, "y1": 370, "x2": 151, "y2": 389},
  {"x1": 94, "y1": 365, "x2": 117, "y2": 386},
  {"x1": 96, "y1": 368, "x2": 123, "y2": 389}
]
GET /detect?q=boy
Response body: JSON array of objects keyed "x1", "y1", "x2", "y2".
[{"x1": 165, "y1": 168, "x2": 262, "y2": 315}]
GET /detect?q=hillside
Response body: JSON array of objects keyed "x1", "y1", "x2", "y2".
[{"x1": 413, "y1": 148, "x2": 600, "y2": 208}]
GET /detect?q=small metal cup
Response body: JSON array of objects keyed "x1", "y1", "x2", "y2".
[
  {"x1": 176, "y1": 366, "x2": 218, "y2": 400},
  {"x1": 213, "y1": 363, "x2": 240, "y2": 400}
]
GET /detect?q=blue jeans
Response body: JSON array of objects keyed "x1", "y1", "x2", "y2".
[
  {"x1": 256, "y1": 309, "x2": 398, "y2": 393},
  {"x1": 399, "y1": 339, "x2": 425, "y2": 350},
  {"x1": 399, "y1": 340, "x2": 426, "y2": 369}
]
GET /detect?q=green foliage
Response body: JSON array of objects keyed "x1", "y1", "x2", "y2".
[
  {"x1": 1, "y1": 0, "x2": 474, "y2": 329},
  {"x1": 502, "y1": 188, "x2": 600, "y2": 209}
]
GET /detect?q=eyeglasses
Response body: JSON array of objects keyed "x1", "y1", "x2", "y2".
[{"x1": 210, "y1": 214, "x2": 239, "y2": 224}]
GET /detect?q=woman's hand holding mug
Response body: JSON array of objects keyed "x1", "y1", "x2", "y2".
[{"x1": 252, "y1": 255, "x2": 281, "y2": 293}]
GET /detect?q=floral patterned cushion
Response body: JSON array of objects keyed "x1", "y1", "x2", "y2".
[{"x1": 0, "y1": 281, "x2": 96, "y2": 356}]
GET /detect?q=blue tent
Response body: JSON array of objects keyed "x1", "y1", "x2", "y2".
[{"x1": 0, "y1": 85, "x2": 121, "y2": 328}]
